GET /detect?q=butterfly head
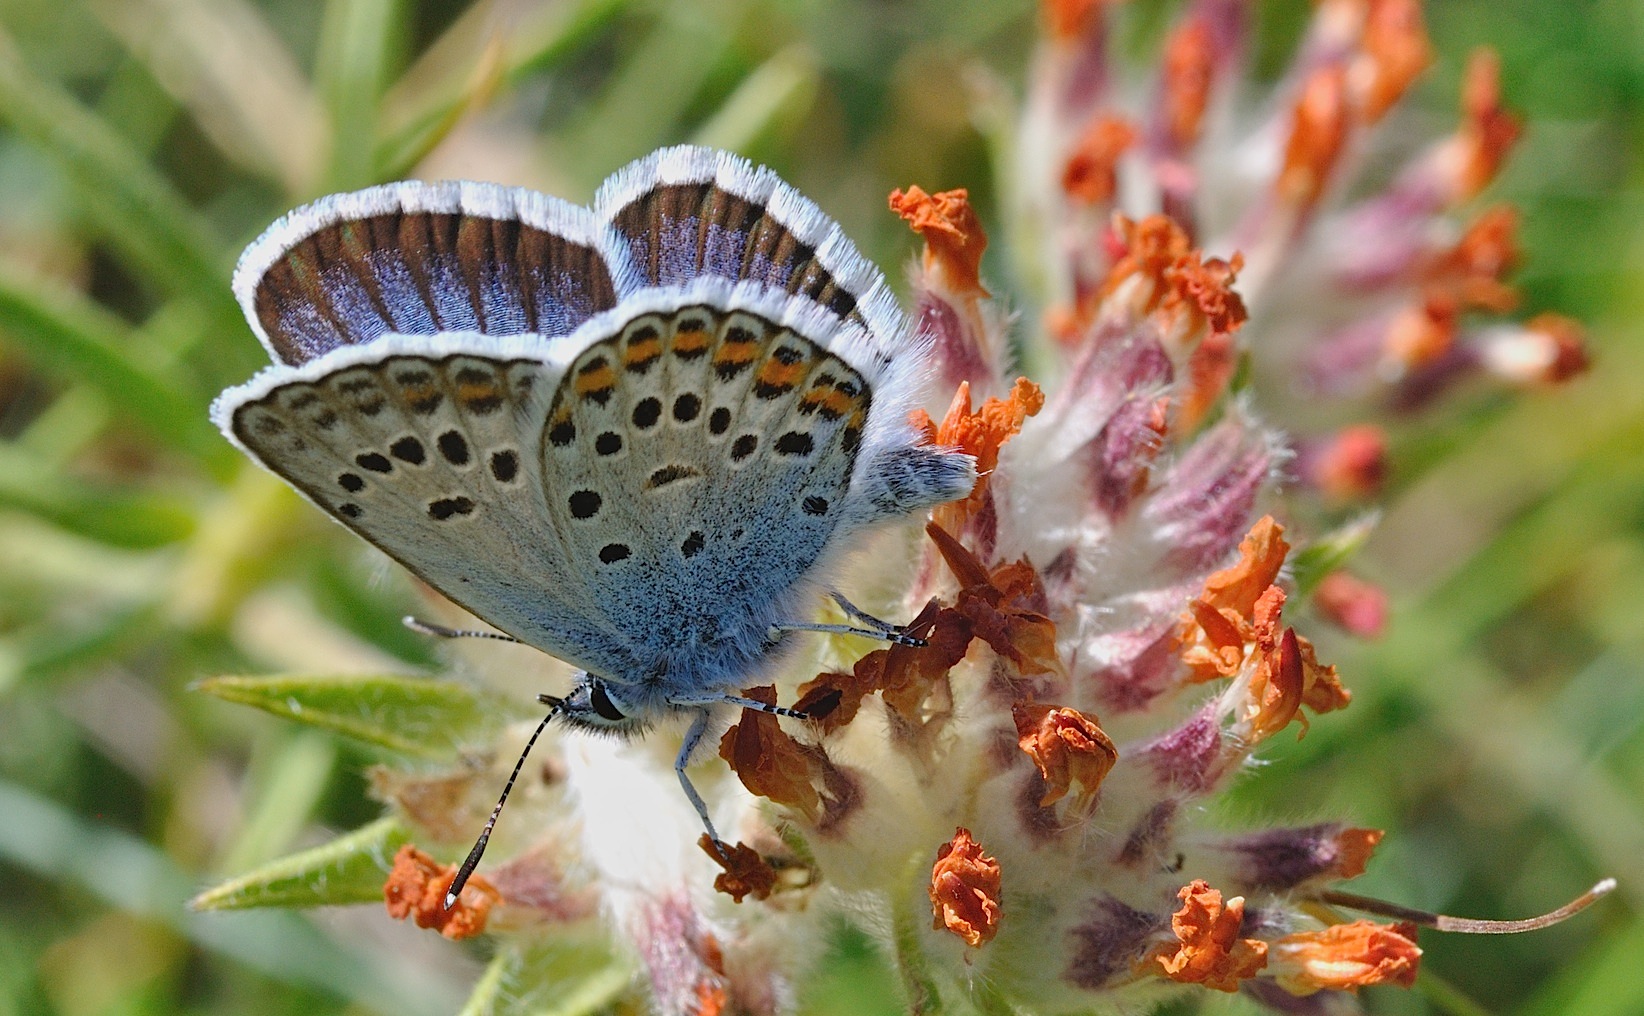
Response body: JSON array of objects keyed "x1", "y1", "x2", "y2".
[{"x1": 552, "y1": 673, "x2": 653, "y2": 738}]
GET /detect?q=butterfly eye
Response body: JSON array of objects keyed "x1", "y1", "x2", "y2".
[{"x1": 588, "y1": 681, "x2": 626, "y2": 722}]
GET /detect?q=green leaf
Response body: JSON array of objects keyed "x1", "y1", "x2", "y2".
[
  {"x1": 0, "y1": 445, "x2": 196, "y2": 549},
  {"x1": 191, "y1": 816, "x2": 410, "y2": 911},
  {"x1": 374, "y1": 0, "x2": 628, "y2": 179},
  {"x1": 0, "y1": 269, "x2": 219, "y2": 461},
  {"x1": 0, "y1": 31, "x2": 232, "y2": 311},
  {"x1": 316, "y1": 0, "x2": 403, "y2": 191},
  {"x1": 194, "y1": 672, "x2": 519, "y2": 760},
  {"x1": 1290, "y1": 513, "x2": 1379, "y2": 599},
  {"x1": 459, "y1": 936, "x2": 632, "y2": 1016},
  {"x1": 690, "y1": 46, "x2": 820, "y2": 158}
]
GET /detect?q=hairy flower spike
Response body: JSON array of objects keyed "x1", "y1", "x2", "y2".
[
  {"x1": 383, "y1": 844, "x2": 500, "y2": 940},
  {"x1": 929, "y1": 829, "x2": 1002, "y2": 947}
]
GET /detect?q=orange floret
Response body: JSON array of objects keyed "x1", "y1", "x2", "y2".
[
  {"x1": 1355, "y1": 0, "x2": 1432, "y2": 123},
  {"x1": 1310, "y1": 425, "x2": 1389, "y2": 503},
  {"x1": 1332, "y1": 828, "x2": 1386, "y2": 880},
  {"x1": 929, "y1": 828, "x2": 1003, "y2": 947},
  {"x1": 889, "y1": 185, "x2": 990, "y2": 297},
  {"x1": 796, "y1": 598, "x2": 973, "y2": 733},
  {"x1": 1152, "y1": 880, "x2": 1269, "y2": 991},
  {"x1": 1042, "y1": 0, "x2": 1109, "y2": 42},
  {"x1": 1424, "y1": 205, "x2": 1520, "y2": 313},
  {"x1": 1279, "y1": 64, "x2": 1350, "y2": 210},
  {"x1": 1456, "y1": 48, "x2": 1521, "y2": 200},
  {"x1": 1244, "y1": 599, "x2": 1306, "y2": 742},
  {"x1": 719, "y1": 685, "x2": 825, "y2": 819},
  {"x1": 1177, "y1": 518, "x2": 1351, "y2": 738},
  {"x1": 1313, "y1": 570, "x2": 1390, "y2": 638},
  {"x1": 1097, "y1": 215, "x2": 1247, "y2": 366},
  {"x1": 1101, "y1": 214, "x2": 1194, "y2": 305},
  {"x1": 912, "y1": 377, "x2": 1044, "y2": 531},
  {"x1": 1484, "y1": 314, "x2": 1590, "y2": 386},
  {"x1": 1013, "y1": 701, "x2": 1118, "y2": 806},
  {"x1": 383, "y1": 843, "x2": 500, "y2": 940},
  {"x1": 1271, "y1": 920, "x2": 1421, "y2": 994},
  {"x1": 1197, "y1": 516, "x2": 1290, "y2": 619},
  {"x1": 1294, "y1": 632, "x2": 1353, "y2": 715},
  {"x1": 1382, "y1": 296, "x2": 1458, "y2": 374},
  {"x1": 1063, "y1": 113, "x2": 1137, "y2": 205},
  {"x1": 699, "y1": 836, "x2": 779, "y2": 903},
  {"x1": 1161, "y1": 16, "x2": 1214, "y2": 149},
  {"x1": 929, "y1": 523, "x2": 1064, "y2": 678}
]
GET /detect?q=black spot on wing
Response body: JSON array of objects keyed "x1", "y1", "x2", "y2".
[{"x1": 428, "y1": 496, "x2": 475, "y2": 520}]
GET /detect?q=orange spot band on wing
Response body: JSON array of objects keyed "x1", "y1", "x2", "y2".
[{"x1": 673, "y1": 329, "x2": 710, "y2": 355}]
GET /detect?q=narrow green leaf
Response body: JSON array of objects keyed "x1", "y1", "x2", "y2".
[
  {"x1": 375, "y1": 0, "x2": 628, "y2": 179},
  {"x1": 91, "y1": 0, "x2": 325, "y2": 194},
  {"x1": 219, "y1": 731, "x2": 340, "y2": 875},
  {"x1": 1290, "y1": 513, "x2": 1379, "y2": 599},
  {"x1": 316, "y1": 0, "x2": 403, "y2": 191},
  {"x1": 194, "y1": 672, "x2": 517, "y2": 759},
  {"x1": 690, "y1": 46, "x2": 820, "y2": 158},
  {"x1": 0, "y1": 445, "x2": 196, "y2": 549},
  {"x1": 191, "y1": 816, "x2": 409, "y2": 911},
  {"x1": 0, "y1": 782, "x2": 459, "y2": 1013},
  {"x1": 459, "y1": 937, "x2": 631, "y2": 1016},
  {"x1": 0, "y1": 269, "x2": 220, "y2": 460},
  {"x1": 556, "y1": 1, "x2": 745, "y2": 181},
  {"x1": 0, "y1": 31, "x2": 232, "y2": 310}
]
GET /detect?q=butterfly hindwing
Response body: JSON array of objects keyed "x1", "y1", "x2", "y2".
[
  {"x1": 541, "y1": 297, "x2": 870, "y2": 660},
  {"x1": 215, "y1": 338, "x2": 642, "y2": 678},
  {"x1": 595, "y1": 147, "x2": 905, "y2": 362}
]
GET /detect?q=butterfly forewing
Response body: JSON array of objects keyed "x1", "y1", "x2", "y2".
[
  {"x1": 223, "y1": 345, "x2": 641, "y2": 676},
  {"x1": 541, "y1": 305, "x2": 869, "y2": 658},
  {"x1": 241, "y1": 183, "x2": 627, "y2": 366}
]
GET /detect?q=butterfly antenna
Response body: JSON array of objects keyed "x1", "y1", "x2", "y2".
[
  {"x1": 404, "y1": 615, "x2": 521, "y2": 643},
  {"x1": 444, "y1": 692, "x2": 563, "y2": 909}
]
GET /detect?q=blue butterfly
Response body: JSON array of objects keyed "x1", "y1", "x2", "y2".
[{"x1": 213, "y1": 146, "x2": 975, "y2": 902}]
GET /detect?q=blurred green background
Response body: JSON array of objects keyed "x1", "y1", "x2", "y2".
[{"x1": 0, "y1": 1, "x2": 1638, "y2": 1014}]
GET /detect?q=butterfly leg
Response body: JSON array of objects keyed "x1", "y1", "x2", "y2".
[
  {"x1": 767, "y1": 591, "x2": 928, "y2": 647},
  {"x1": 677, "y1": 709, "x2": 728, "y2": 859}
]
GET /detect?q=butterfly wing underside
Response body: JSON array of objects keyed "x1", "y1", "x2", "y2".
[
  {"x1": 220, "y1": 343, "x2": 640, "y2": 677},
  {"x1": 540, "y1": 301, "x2": 872, "y2": 658}
]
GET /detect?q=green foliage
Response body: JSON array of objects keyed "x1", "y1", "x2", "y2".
[
  {"x1": 192, "y1": 815, "x2": 412, "y2": 910},
  {"x1": 195, "y1": 672, "x2": 519, "y2": 760}
]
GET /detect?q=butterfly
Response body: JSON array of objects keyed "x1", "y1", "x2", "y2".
[{"x1": 212, "y1": 146, "x2": 976, "y2": 903}]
